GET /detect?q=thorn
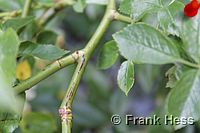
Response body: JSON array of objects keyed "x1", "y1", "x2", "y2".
[{"x1": 59, "y1": 107, "x2": 73, "y2": 122}]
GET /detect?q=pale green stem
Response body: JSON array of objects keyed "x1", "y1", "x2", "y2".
[
  {"x1": 14, "y1": 52, "x2": 79, "y2": 94},
  {"x1": 83, "y1": 1, "x2": 115, "y2": 58},
  {"x1": 178, "y1": 59, "x2": 200, "y2": 69},
  {"x1": 22, "y1": 0, "x2": 33, "y2": 17},
  {"x1": 60, "y1": 51, "x2": 86, "y2": 133},
  {"x1": 114, "y1": 12, "x2": 134, "y2": 23},
  {"x1": 0, "y1": 10, "x2": 22, "y2": 18},
  {"x1": 60, "y1": 0, "x2": 116, "y2": 133}
]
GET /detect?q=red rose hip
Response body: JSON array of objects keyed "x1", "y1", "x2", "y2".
[{"x1": 184, "y1": 0, "x2": 200, "y2": 17}]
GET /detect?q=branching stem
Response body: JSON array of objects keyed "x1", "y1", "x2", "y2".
[
  {"x1": 113, "y1": 11, "x2": 134, "y2": 23},
  {"x1": 12, "y1": 0, "x2": 200, "y2": 133},
  {"x1": 14, "y1": 52, "x2": 79, "y2": 94},
  {"x1": 59, "y1": 0, "x2": 116, "y2": 132}
]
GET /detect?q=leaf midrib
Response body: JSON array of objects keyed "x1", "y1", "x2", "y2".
[{"x1": 123, "y1": 36, "x2": 180, "y2": 60}]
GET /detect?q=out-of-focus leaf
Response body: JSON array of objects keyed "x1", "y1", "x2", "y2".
[
  {"x1": 73, "y1": 101, "x2": 107, "y2": 128},
  {"x1": 30, "y1": 67, "x2": 74, "y2": 112},
  {"x1": 148, "y1": 104, "x2": 173, "y2": 133},
  {"x1": 113, "y1": 24, "x2": 181, "y2": 64},
  {"x1": 19, "y1": 20, "x2": 38, "y2": 41},
  {"x1": 109, "y1": 90, "x2": 129, "y2": 114},
  {"x1": 36, "y1": 30, "x2": 58, "y2": 44},
  {"x1": 0, "y1": 116, "x2": 19, "y2": 133},
  {"x1": 3, "y1": 16, "x2": 35, "y2": 31},
  {"x1": 136, "y1": 64, "x2": 161, "y2": 93},
  {"x1": 117, "y1": 61, "x2": 134, "y2": 95},
  {"x1": 20, "y1": 112, "x2": 57, "y2": 133},
  {"x1": 167, "y1": 69, "x2": 200, "y2": 129},
  {"x1": 84, "y1": 63, "x2": 111, "y2": 111},
  {"x1": 16, "y1": 60, "x2": 32, "y2": 80},
  {"x1": 0, "y1": 28, "x2": 23, "y2": 132},
  {"x1": 97, "y1": 40, "x2": 118, "y2": 69},
  {"x1": 19, "y1": 41, "x2": 69, "y2": 61},
  {"x1": 73, "y1": 0, "x2": 86, "y2": 13},
  {"x1": 0, "y1": 28, "x2": 20, "y2": 111},
  {"x1": 0, "y1": 93, "x2": 25, "y2": 133},
  {"x1": 0, "y1": 0, "x2": 23, "y2": 11}
]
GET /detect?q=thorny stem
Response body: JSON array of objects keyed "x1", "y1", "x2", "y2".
[
  {"x1": 59, "y1": 0, "x2": 116, "y2": 132},
  {"x1": 22, "y1": 0, "x2": 33, "y2": 17},
  {"x1": 11, "y1": 0, "x2": 200, "y2": 133},
  {"x1": 13, "y1": 1, "x2": 131, "y2": 95},
  {"x1": 60, "y1": 51, "x2": 86, "y2": 108},
  {"x1": 59, "y1": 51, "x2": 86, "y2": 133},
  {"x1": 14, "y1": 52, "x2": 79, "y2": 94}
]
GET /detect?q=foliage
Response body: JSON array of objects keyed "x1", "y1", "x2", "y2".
[{"x1": 0, "y1": 0, "x2": 200, "y2": 133}]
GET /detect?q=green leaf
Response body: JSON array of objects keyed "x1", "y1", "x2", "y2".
[
  {"x1": 19, "y1": 41, "x2": 69, "y2": 61},
  {"x1": 119, "y1": 0, "x2": 132, "y2": 15},
  {"x1": 136, "y1": 64, "x2": 161, "y2": 93},
  {"x1": 156, "y1": 1, "x2": 184, "y2": 36},
  {"x1": 84, "y1": 64, "x2": 111, "y2": 106},
  {"x1": 20, "y1": 112, "x2": 57, "y2": 133},
  {"x1": 119, "y1": 0, "x2": 184, "y2": 35},
  {"x1": 36, "y1": 30, "x2": 58, "y2": 44},
  {"x1": 97, "y1": 41, "x2": 118, "y2": 69},
  {"x1": 113, "y1": 23, "x2": 181, "y2": 64},
  {"x1": 167, "y1": 69, "x2": 200, "y2": 129},
  {"x1": 181, "y1": 12, "x2": 200, "y2": 63},
  {"x1": 165, "y1": 64, "x2": 190, "y2": 89},
  {"x1": 117, "y1": 61, "x2": 134, "y2": 95},
  {"x1": 0, "y1": 0, "x2": 23, "y2": 11},
  {"x1": 0, "y1": 93, "x2": 25, "y2": 133},
  {"x1": 0, "y1": 114, "x2": 20, "y2": 133},
  {"x1": 165, "y1": 66, "x2": 178, "y2": 88},
  {"x1": 0, "y1": 28, "x2": 20, "y2": 111},
  {"x1": 73, "y1": 0, "x2": 86, "y2": 13},
  {"x1": 129, "y1": 0, "x2": 160, "y2": 20},
  {"x1": 73, "y1": 101, "x2": 107, "y2": 128},
  {"x1": 3, "y1": 16, "x2": 35, "y2": 31},
  {"x1": 19, "y1": 20, "x2": 38, "y2": 41},
  {"x1": 127, "y1": 0, "x2": 178, "y2": 20}
]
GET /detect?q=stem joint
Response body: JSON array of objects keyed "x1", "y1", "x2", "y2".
[{"x1": 59, "y1": 106, "x2": 73, "y2": 122}]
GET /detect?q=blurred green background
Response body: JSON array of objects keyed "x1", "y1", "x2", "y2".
[{"x1": 13, "y1": 2, "x2": 200, "y2": 133}]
